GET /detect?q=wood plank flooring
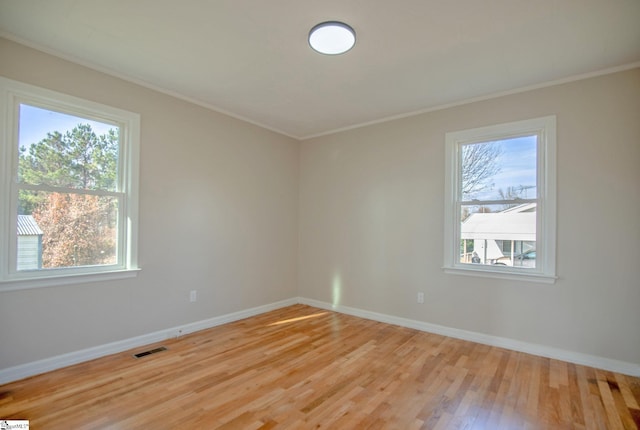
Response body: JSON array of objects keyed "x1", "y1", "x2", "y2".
[{"x1": 1, "y1": 304, "x2": 639, "y2": 429}]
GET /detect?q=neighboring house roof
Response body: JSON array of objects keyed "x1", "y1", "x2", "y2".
[
  {"x1": 17, "y1": 214, "x2": 43, "y2": 236},
  {"x1": 461, "y1": 204, "x2": 536, "y2": 241},
  {"x1": 500, "y1": 202, "x2": 537, "y2": 213}
]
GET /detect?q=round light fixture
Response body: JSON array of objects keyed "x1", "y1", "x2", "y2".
[{"x1": 309, "y1": 21, "x2": 356, "y2": 55}]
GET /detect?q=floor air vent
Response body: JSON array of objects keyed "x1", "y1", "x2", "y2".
[{"x1": 133, "y1": 346, "x2": 168, "y2": 359}]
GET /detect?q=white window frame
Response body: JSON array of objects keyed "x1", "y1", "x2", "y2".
[
  {"x1": 443, "y1": 116, "x2": 557, "y2": 284},
  {"x1": 0, "y1": 77, "x2": 140, "y2": 291}
]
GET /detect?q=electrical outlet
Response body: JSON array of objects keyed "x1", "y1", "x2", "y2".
[
  {"x1": 417, "y1": 292, "x2": 425, "y2": 304},
  {"x1": 189, "y1": 290, "x2": 197, "y2": 302}
]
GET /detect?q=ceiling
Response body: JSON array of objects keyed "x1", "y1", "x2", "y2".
[{"x1": 1, "y1": 1, "x2": 639, "y2": 140}]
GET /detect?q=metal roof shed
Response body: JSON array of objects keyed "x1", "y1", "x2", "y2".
[
  {"x1": 17, "y1": 214, "x2": 43, "y2": 270},
  {"x1": 18, "y1": 214, "x2": 44, "y2": 236}
]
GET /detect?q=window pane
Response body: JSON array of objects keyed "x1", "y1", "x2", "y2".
[
  {"x1": 461, "y1": 135, "x2": 537, "y2": 201},
  {"x1": 17, "y1": 191, "x2": 118, "y2": 270},
  {"x1": 18, "y1": 104, "x2": 119, "y2": 191},
  {"x1": 460, "y1": 203, "x2": 536, "y2": 268}
]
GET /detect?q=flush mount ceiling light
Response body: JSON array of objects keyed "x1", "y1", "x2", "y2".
[{"x1": 309, "y1": 21, "x2": 356, "y2": 55}]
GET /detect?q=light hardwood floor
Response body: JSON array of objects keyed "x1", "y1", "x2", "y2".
[{"x1": 1, "y1": 304, "x2": 639, "y2": 429}]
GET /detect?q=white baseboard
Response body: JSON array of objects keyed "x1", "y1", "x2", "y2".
[
  {"x1": 2, "y1": 296, "x2": 637, "y2": 385},
  {"x1": 0, "y1": 298, "x2": 298, "y2": 385},
  {"x1": 298, "y1": 297, "x2": 640, "y2": 377}
]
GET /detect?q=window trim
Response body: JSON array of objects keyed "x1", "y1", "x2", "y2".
[
  {"x1": 443, "y1": 116, "x2": 557, "y2": 284},
  {"x1": 0, "y1": 76, "x2": 140, "y2": 291}
]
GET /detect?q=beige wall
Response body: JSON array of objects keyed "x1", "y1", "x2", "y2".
[
  {"x1": 1, "y1": 36, "x2": 639, "y2": 371},
  {"x1": 0, "y1": 38, "x2": 300, "y2": 368},
  {"x1": 299, "y1": 68, "x2": 640, "y2": 364}
]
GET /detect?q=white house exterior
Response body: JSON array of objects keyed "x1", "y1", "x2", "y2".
[{"x1": 461, "y1": 203, "x2": 536, "y2": 265}]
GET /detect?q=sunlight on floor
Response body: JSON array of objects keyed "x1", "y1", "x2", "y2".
[{"x1": 267, "y1": 312, "x2": 328, "y2": 326}]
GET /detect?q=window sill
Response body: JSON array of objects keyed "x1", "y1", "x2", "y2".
[
  {"x1": 443, "y1": 265, "x2": 557, "y2": 284},
  {"x1": 0, "y1": 268, "x2": 141, "y2": 292}
]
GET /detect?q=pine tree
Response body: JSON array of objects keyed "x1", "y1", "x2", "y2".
[{"x1": 19, "y1": 124, "x2": 119, "y2": 268}]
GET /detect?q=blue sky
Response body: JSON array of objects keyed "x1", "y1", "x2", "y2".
[
  {"x1": 18, "y1": 104, "x2": 117, "y2": 150},
  {"x1": 471, "y1": 135, "x2": 537, "y2": 201}
]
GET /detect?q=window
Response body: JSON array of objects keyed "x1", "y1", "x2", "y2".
[
  {"x1": 0, "y1": 77, "x2": 140, "y2": 290},
  {"x1": 443, "y1": 116, "x2": 556, "y2": 283}
]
